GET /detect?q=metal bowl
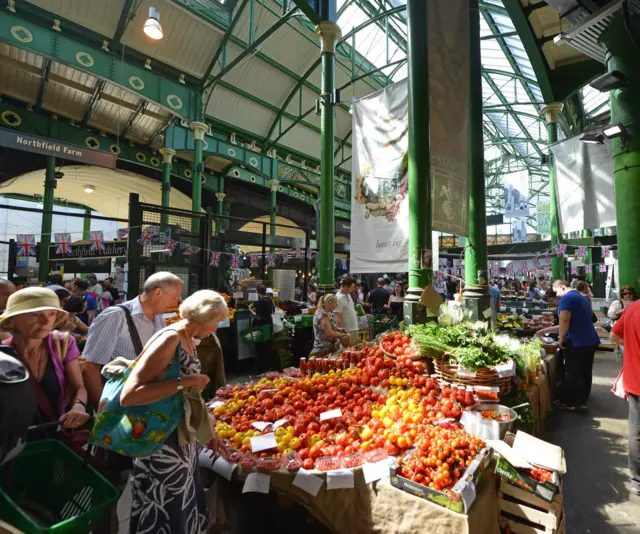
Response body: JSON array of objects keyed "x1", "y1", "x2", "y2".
[{"x1": 468, "y1": 403, "x2": 518, "y2": 439}]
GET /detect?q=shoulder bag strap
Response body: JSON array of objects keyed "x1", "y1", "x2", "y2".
[
  {"x1": 116, "y1": 305, "x2": 144, "y2": 355},
  {"x1": 51, "y1": 330, "x2": 71, "y2": 363}
]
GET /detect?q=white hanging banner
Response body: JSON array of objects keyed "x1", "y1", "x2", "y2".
[
  {"x1": 503, "y1": 171, "x2": 530, "y2": 219},
  {"x1": 550, "y1": 135, "x2": 616, "y2": 233},
  {"x1": 350, "y1": 0, "x2": 470, "y2": 274}
]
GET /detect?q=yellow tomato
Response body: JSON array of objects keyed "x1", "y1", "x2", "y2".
[{"x1": 290, "y1": 437, "x2": 301, "y2": 450}]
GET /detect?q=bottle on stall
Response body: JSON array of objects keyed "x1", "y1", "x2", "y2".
[{"x1": 465, "y1": 386, "x2": 475, "y2": 406}]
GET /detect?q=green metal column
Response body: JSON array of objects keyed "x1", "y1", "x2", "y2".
[
  {"x1": 404, "y1": 0, "x2": 431, "y2": 325},
  {"x1": 315, "y1": 20, "x2": 341, "y2": 295},
  {"x1": 601, "y1": 14, "x2": 640, "y2": 291},
  {"x1": 82, "y1": 207, "x2": 91, "y2": 240},
  {"x1": 216, "y1": 176, "x2": 225, "y2": 217},
  {"x1": 190, "y1": 122, "x2": 207, "y2": 214},
  {"x1": 268, "y1": 180, "x2": 279, "y2": 239},
  {"x1": 159, "y1": 147, "x2": 175, "y2": 228},
  {"x1": 583, "y1": 229, "x2": 593, "y2": 283},
  {"x1": 38, "y1": 156, "x2": 56, "y2": 282},
  {"x1": 542, "y1": 102, "x2": 563, "y2": 281}
]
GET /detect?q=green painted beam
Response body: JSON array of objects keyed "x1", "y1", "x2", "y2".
[
  {"x1": 35, "y1": 58, "x2": 51, "y2": 110},
  {"x1": 111, "y1": 0, "x2": 137, "y2": 49},
  {"x1": 0, "y1": 8, "x2": 200, "y2": 122}
]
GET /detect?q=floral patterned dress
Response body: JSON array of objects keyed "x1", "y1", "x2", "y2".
[{"x1": 129, "y1": 346, "x2": 207, "y2": 534}]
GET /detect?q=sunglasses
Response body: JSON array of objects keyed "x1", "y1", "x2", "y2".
[{"x1": 623, "y1": 293, "x2": 634, "y2": 296}]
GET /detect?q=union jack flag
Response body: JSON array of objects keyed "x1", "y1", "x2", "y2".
[
  {"x1": 294, "y1": 247, "x2": 303, "y2": 259},
  {"x1": 137, "y1": 229, "x2": 153, "y2": 246},
  {"x1": 600, "y1": 264, "x2": 607, "y2": 273},
  {"x1": 164, "y1": 239, "x2": 178, "y2": 256},
  {"x1": 492, "y1": 266, "x2": 500, "y2": 277},
  {"x1": 89, "y1": 231, "x2": 105, "y2": 252},
  {"x1": 266, "y1": 253, "x2": 276, "y2": 267},
  {"x1": 544, "y1": 267, "x2": 550, "y2": 276},
  {"x1": 281, "y1": 250, "x2": 289, "y2": 264},
  {"x1": 521, "y1": 261, "x2": 528, "y2": 270},
  {"x1": 306, "y1": 248, "x2": 313, "y2": 260},
  {"x1": 230, "y1": 254, "x2": 241, "y2": 269},
  {"x1": 54, "y1": 233, "x2": 73, "y2": 256},
  {"x1": 183, "y1": 246, "x2": 199, "y2": 256},
  {"x1": 209, "y1": 251, "x2": 221, "y2": 266},
  {"x1": 601, "y1": 246, "x2": 610, "y2": 258},
  {"x1": 545, "y1": 254, "x2": 551, "y2": 263},
  {"x1": 117, "y1": 228, "x2": 129, "y2": 239},
  {"x1": 533, "y1": 258, "x2": 540, "y2": 268},
  {"x1": 555, "y1": 244, "x2": 566, "y2": 257},
  {"x1": 436, "y1": 271, "x2": 444, "y2": 283},
  {"x1": 577, "y1": 246, "x2": 586, "y2": 260},
  {"x1": 516, "y1": 268, "x2": 523, "y2": 276},
  {"x1": 16, "y1": 234, "x2": 36, "y2": 257},
  {"x1": 571, "y1": 265, "x2": 578, "y2": 275},
  {"x1": 507, "y1": 265, "x2": 514, "y2": 276},
  {"x1": 249, "y1": 254, "x2": 259, "y2": 268},
  {"x1": 341, "y1": 258, "x2": 348, "y2": 270},
  {"x1": 585, "y1": 264, "x2": 592, "y2": 274}
]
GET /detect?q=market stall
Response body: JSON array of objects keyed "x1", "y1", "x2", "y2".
[{"x1": 202, "y1": 316, "x2": 560, "y2": 533}]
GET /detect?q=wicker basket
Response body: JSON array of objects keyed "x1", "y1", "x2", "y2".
[{"x1": 433, "y1": 354, "x2": 512, "y2": 396}]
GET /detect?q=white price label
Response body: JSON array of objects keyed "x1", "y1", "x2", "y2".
[
  {"x1": 242, "y1": 472, "x2": 270, "y2": 494},
  {"x1": 319, "y1": 408, "x2": 342, "y2": 421},
  {"x1": 495, "y1": 360, "x2": 516, "y2": 378},
  {"x1": 362, "y1": 460, "x2": 389, "y2": 484},
  {"x1": 212, "y1": 456, "x2": 237, "y2": 481},
  {"x1": 208, "y1": 400, "x2": 224, "y2": 409},
  {"x1": 250, "y1": 433, "x2": 277, "y2": 453},
  {"x1": 233, "y1": 291, "x2": 243, "y2": 299},
  {"x1": 251, "y1": 422, "x2": 273, "y2": 432},
  {"x1": 292, "y1": 468, "x2": 324, "y2": 497},
  {"x1": 327, "y1": 469, "x2": 355, "y2": 490},
  {"x1": 483, "y1": 308, "x2": 492, "y2": 319}
]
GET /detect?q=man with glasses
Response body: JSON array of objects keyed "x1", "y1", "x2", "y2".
[
  {"x1": 611, "y1": 297, "x2": 640, "y2": 496},
  {"x1": 553, "y1": 279, "x2": 600, "y2": 411}
]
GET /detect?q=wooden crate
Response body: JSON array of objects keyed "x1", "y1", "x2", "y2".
[{"x1": 498, "y1": 479, "x2": 565, "y2": 534}]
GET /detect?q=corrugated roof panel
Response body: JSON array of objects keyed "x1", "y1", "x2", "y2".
[
  {"x1": 44, "y1": 63, "x2": 95, "y2": 120},
  {"x1": 581, "y1": 85, "x2": 610, "y2": 117},
  {"x1": 25, "y1": 0, "x2": 125, "y2": 38},
  {"x1": 278, "y1": 116, "x2": 321, "y2": 160},
  {"x1": 121, "y1": 0, "x2": 224, "y2": 78},
  {"x1": 206, "y1": 84, "x2": 276, "y2": 136},
  {"x1": 0, "y1": 45, "x2": 42, "y2": 106}
]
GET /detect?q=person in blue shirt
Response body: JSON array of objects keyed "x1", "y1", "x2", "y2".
[
  {"x1": 71, "y1": 279, "x2": 96, "y2": 326},
  {"x1": 553, "y1": 279, "x2": 600, "y2": 411},
  {"x1": 489, "y1": 281, "x2": 501, "y2": 313}
]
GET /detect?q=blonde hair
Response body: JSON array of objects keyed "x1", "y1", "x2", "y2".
[
  {"x1": 317, "y1": 294, "x2": 338, "y2": 310},
  {"x1": 179, "y1": 290, "x2": 228, "y2": 323}
]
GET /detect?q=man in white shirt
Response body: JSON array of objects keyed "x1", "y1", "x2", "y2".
[
  {"x1": 83, "y1": 271, "x2": 183, "y2": 409},
  {"x1": 335, "y1": 276, "x2": 358, "y2": 347}
]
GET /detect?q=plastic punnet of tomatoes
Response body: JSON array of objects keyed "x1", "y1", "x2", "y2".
[
  {"x1": 364, "y1": 448, "x2": 388, "y2": 463},
  {"x1": 240, "y1": 452, "x2": 257, "y2": 469},
  {"x1": 256, "y1": 455, "x2": 282, "y2": 471},
  {"x1": 341, "y1": 452, "x2": 365, "y2": 469},
  {"x1": 221, "y1": 446, "x2": 243, "y2": 463},
  {"x1": 282, "y1": 450, "x2": 303, "y2": 471},
  {"x1": 316, "y1": 456, "x2": 342, "y2": 472}
]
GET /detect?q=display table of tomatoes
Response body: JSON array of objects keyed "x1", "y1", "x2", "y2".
[{"x1": 205, "y1": 338, "x2": 501, "y2": 534}]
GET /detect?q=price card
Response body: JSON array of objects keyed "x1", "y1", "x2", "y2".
[
  {"x1": 327, "y1": 469, "x2": 355, "y2": 490},
  {"x1": 495, "y1": 360, "x2": 516, "y2": 378},
  {"x1": 248, "y1": 293, "x2": 259, "y2": 302},
  {"x1": 250, "y1": 432, "x2": 277, "y2": 453},
  {"x1": 251, "y1": 422, "x2": 273, "y2": 432},
  {"x1": 273, "y1": 419, "x2": 288, "y2": 430},
  {"x1": 483, "y1": 308, "x2": 492, "y2": 319},
  {"x1": 208, "y1": 400, "x2": 224, "y2": 409},
  {"x1": 295, "y1": 315, "x2": 302, "y2": 323},
  {"x1": 242, "y1": 472, "x2": 270, "y2": 494},
  {"x1": 302, "y1": 308, "x2": 309, "y2": 314},
  {"x1": 319, "y1": 408, "x2": 342, "y2": 421},
  {"x1": 362, "y1": 460, "x2": 390, "y2": 484},
  {"x1": 457, "y1": 365, "x2": 477, "y2": 378},
  {"x1": 292, "y1": 468, "x2": 324, "y2": 497},
  {"x1": 197, "y1": 449, "x2": 215, "y2": 470},
  {"x1": 458, "y1": 480, "x2": 477, "y2": 511},
  {"x1": 233, "y1": 291, "x2": 243, "y2": 299},
  {"x1": 273, "y1": 292, "x2": 279, "y2": 298},
  {"x1": 212, "y1": 456, "x2": 237, "y2": 481}
]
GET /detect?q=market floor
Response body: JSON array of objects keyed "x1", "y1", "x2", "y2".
[{"x1": 544, "y1": 351, "x2": 640, "y2": 534}]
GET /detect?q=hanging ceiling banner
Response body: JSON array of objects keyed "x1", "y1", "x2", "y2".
[
  {"x1": 536, "y1": 201, "x2": 551, "y2": 235},
  {"x1": 511, "y1": 220, "x2": 528, "y2": 243},
  {"x1": 350, "y1": 0, "x2": 470, "y2": 273},
  {"x1": 503, "y1": 170, "x2": 530, "y2": 219},
  {"x1": 550, "y1": 135, "x2": 615, "y2": 233}
]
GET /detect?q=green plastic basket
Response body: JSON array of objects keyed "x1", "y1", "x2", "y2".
[
  {"x1": 240, "y1": 323, "x2": 273, "y2": 345},
  {"x1": 0, "y1": 440, "x2": 119, "y2": 534},
  {"x1": 372, "y1": 314, "x2": 399, "y2": 334}
]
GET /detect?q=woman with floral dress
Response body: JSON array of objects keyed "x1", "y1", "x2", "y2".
[{"x1": 120, "y1": 290, "x2": 229, "y2": 534}]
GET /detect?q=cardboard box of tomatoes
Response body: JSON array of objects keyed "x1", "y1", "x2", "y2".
[{"x1": 389, "y1": 446, "x2": 491, "y2": 514}]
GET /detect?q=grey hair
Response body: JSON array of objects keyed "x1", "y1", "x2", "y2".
[
  {"x1": 143, "y1": 272, "x2": 184, "y2": 293},
  {"x1": 179, "y1": 290, "x2": 228, "y2": 323}
]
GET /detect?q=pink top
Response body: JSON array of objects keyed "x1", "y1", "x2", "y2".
[{"x1": 3, "y1": 332, "x2": 81, "y2": 416}]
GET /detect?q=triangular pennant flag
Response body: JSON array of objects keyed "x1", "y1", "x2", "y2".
[
  {"x1": 137, "y1": 228, "x2": 154, "y2": 246},
  {"x1": 294, "y1": 247, "x2": 303, "y2": 259},
  {"x1": 306, "y1": 248, "x2": 313, "y2": 260},
  {"x1": 117, "y1": 227, "x2": 129, "y2": 239},
  {"x1": 16, "y1": 234, "x2": 36, "y2": 257},
  {"x1": 577, "y1": 246, "x2": 586, "y2": 260},
  {"x1": 571, "y1": 265, "x2": 578, "y2": 275},
  {"x1": 585, "y1": 264, "x2": 592, "y2": 274},
  {"x1": 601, "y1": 246, "x2": 610, "y2": 258},
  {"x1": 209, "y1": 251, "x2": 221, "y2": 266},
  {"x1": 54, "y1": 233, "x2": 73, "y2": 256},
  {"x1": 281, "y1": 250, "x2": 289, "y2": 264},
  {"x1": 266, "y1": 253, "x2": 276, "y2": 267},
  {"x1": 164, "y1": 239, "x2": 178, "y2": 256},
  {"x1": 600, "y1": 264, "x2": 607, "y2": 273},
  {"x1": 183, "y1": 246, "x2": 199, "y2": 256},
  {"x1": 249, "y1": 254, "x2": 259, "y2": 268},
  {"x1": 230, "y1": 254, "x2": 241, "y2": 269},
  {"x1": 341, "y1": 258, "x2": 348, "y2": 270},
  {"x1": 556, "y1": 244, "x2": 566, "y2": 257}
]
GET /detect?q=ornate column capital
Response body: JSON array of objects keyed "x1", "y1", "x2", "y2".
[
  {"x1": 190, "y1": 121, "x2": 208, "y2": 141},
  {"x1": 541, "y1": 102, "x2": 564, "y2": 124},
  {"x1": 159, "y1": 147, "x2": 176, "y2": 164},
  {"x1": 215, "y1": 192, "x2": 226, "y2": 202},
  {"x1": 314, "y1": 21, "x2": 342, "y2": 54},
  {"x1": 268, "y1": 179, "x2": 280, "y2": 192}
]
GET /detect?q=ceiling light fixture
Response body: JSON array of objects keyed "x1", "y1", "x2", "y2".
[
  {"x1": 602, "y1": 123, "x2": 628, "y2": 140},
  {"x1": 579, "y1": 132, "x2": 604, "y2": 145},
  {"x1": 84, "y1": 185, "x2": 95, "y2": 193},
  {"x1": 143, "y1": 7, "x2": 163, "y2": 40},
  {"x1": 589, "y1": 70, "x2": 628, "y2": 92}
]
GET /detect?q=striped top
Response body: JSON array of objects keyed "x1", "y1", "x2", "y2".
[{"x1": 82, "y1": 296, "x2": 166, "y2": 366}]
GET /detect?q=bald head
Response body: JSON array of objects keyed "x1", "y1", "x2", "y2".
[
  {"x1": 0, "y1": 279, "x2": 16, "y2": 311},
  {"x1": 377, "y1": 278, "x2": 385, "y2": 287}
]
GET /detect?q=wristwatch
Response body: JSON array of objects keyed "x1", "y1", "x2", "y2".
[{"x1": 177, "y1": 375, "x2": 184, "y2": 391}]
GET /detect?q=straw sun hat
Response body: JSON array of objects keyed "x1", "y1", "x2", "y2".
[{"x1": 0, "y1": 287, "x2": 68, "y2": 331}]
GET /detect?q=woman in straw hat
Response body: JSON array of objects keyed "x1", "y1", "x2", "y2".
[{"x1": 0, "y1": 287, "x2": 89, "y2": 438}]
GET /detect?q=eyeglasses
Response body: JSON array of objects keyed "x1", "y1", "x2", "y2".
[{"x1": 623, "y1": 292, "x2": 634, "y2": 296}]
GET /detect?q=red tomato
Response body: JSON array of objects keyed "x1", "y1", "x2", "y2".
[{"x1": 303, "y1": 458, "x2": 314, "y2": 470}]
